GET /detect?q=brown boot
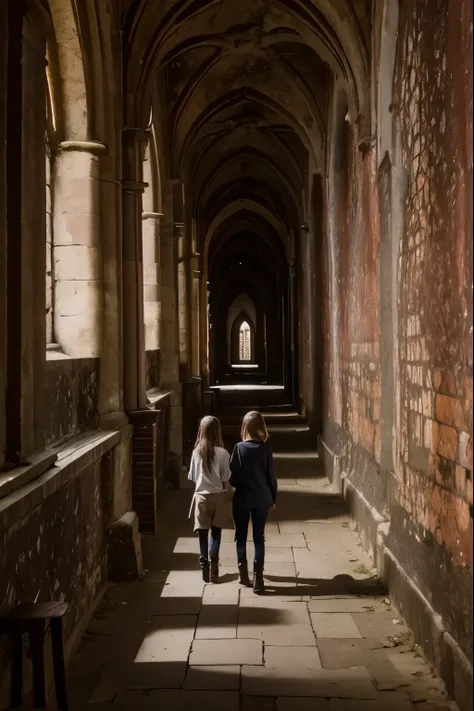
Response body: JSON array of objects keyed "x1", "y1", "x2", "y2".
[
  {"x1": 210, "y1": 557, "x2": 219, "y2": 584},
  {"x1": 253, "y1": 562, "x2": 265, "y2": 594},
  {"x1": 238, "y1": 560, "x2": 251, "y2": 586}
]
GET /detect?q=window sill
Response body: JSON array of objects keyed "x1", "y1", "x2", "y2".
[
  {"x1": 146, "y1": 388, "x2": 173, "y2": 407},
  {"x1": 46, "y1": 350, "x2": 71, "y2": 361},
  {"x1": 0, "y1": 430, "x2": 119, "y2": 532}
]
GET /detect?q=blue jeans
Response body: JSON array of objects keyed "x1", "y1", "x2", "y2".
[
  {"x1": 233, "y1": 503, "x2": 269, "y2": 565},
  {"x1": 198, "y1": 527, "x2": 221, "y2": 560}
]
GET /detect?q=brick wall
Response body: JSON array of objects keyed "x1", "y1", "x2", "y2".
[
  {"x1": 395, "y1": 0, "x2": 473, "y2": 571},
  {"x1": 323, "y1": 0, "x2": 472, "y2": 671}
]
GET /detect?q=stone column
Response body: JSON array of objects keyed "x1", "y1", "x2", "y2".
[
  {"x1": 176, "y1": 224, "x2": 189, "y2": 376},
  {"x1": 199, "y1": 272, "x2": 210, "y2": 389},
  {"x1": 0, "y1": 0, "x2": 6, "y2": 463},
  {"x1": 160, "y1": 181, "x2": 182, "y2": 465},
  {"x1": 122, "y1": 127, "x2": 148, "y2": 412},
  {"x1": 289, "y1": 261, "x2": 297, "y2": 402},
  {"x1": 190, "y1": 254, "x2": 201, "y2": 377},
  {"x1": 20, "y1": 17, "x2": 46, "y2": 455},
  {"x1": 53, "y1": 141, "x2": 106, "y2": 358},
  {"x1": 104, "y1": 126, "x2": 149, "y2": 582}
]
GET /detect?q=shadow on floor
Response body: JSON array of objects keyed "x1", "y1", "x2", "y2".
[{"x1": 263, "y1": 574, "x2": 386, "y2": 598}]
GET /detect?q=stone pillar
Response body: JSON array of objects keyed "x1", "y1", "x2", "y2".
[
  {"x1": 289, "y1": 261, "x2": 297, "y2": 402},
  {"x1": 122, "y1": 127, "x2": 148, "y2": 412},
  {"x1": 160, "y1": 181, "x2": 183, "y2": 465},
  {"x1": 20, "y1": 17, "x2": 46, "y2": 455},
  {"x1": 0, "y1": 0, "x2": 9, "y2": 464},
  {"x1": 177, "y1": 225, "x2": 188, "y2": 376},
  {"x1": 100, "y1": 127, "x2": 150, "y2": 582},
  {"x1": 199, "y1": 273, "x2": 210, "y2": 389},
  {"x1": 53, "y1": 141, "x2": 106, "y2": 357},
  {"x1": 190, "y1": 255, "x2": 201, "y2": 378}
]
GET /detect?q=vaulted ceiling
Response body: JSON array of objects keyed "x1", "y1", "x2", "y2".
[{"x1": 123, "y1": 0, "x2": 370, "y2": 288}]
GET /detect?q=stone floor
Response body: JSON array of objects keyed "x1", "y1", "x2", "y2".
[{"x1": 68, "y1": 445, "x2": 457, "y2": 710}]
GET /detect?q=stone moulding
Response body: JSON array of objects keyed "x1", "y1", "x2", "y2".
[
  {"x1": 57, "y1": 140, "x2": 107, "y2": 155},
  {"x1": 142, "y1": 211, "x2": 164, "y2": 220}
]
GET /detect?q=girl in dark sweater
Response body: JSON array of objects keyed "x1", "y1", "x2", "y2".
[{"x1": 230, "y1": 411, "x2": 277, "y2": 593}]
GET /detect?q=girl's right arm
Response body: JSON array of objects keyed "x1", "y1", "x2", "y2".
[
  {"x1": 188, "y1": 451, "x2": 197, "y2": 484},
  {"x1": 266, "y1": 449, "x2": 278, "y2": 505},
  {"x1": 229, "y1": 444, "x2": 240, "y2": 488}
]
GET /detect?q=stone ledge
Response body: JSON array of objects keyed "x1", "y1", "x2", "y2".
[
  {"x1": 146, "y1": 388, "x2": 174, "y2": 407},
  {"x1": 0, "y1": 430, "x2": 119, "y2": 533},
  {"x1": 0, "y1": 451, "x2": 57, "y2": 499}
]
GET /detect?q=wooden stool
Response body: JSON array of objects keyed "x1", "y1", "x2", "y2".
[{"x1": 0, "y1": 602, "x2": 68, "y2": 710}]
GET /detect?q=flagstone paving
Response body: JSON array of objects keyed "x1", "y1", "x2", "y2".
[{"x1": 68, "y1": 441, "x2": 458, "y2": 710}]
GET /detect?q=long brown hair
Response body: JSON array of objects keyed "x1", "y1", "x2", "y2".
[
  {"x1": 240, "y1": 411, "x2": 269, "y2": 443},
  {"x1": 195, "y1": 416, "x2": 224, "y2": 475}
]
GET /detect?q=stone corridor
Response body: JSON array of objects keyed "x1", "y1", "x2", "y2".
[
  {"x1": 0, "y1": 1, "x2": 471, "y2": 709},
  {"x1": 68, "y1": 422, "x2": 455, "y2": 710}
]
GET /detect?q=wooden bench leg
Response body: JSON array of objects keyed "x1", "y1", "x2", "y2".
[
  {"x1": 10, "y1": 634, "x2": 23, "y2": 707},
  {"x1": 29, "y1": 621, "x2": 46, "y2": 708},
  {"x1": 51, "y1": 617, "x2": 68, "y2": 710}
]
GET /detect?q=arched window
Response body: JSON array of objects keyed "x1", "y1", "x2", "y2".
[{"x1": 239, "y1": 321, "x2": 251, "y2": 361}]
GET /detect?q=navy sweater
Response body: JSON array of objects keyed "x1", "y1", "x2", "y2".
[{"x1": 230, "y1": 440, "x2": 277, "y2": 509}]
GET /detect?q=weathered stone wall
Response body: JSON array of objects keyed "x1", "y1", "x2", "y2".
[
  {"x1": 44, "y1": 357, "x2": 100, "y2": 447},
  {"x1": 145, "y1": 349, "x2": 161, "y2": 391},
  {"x1": 0, "y1": 458, "x2": 107, "y2": 702}
]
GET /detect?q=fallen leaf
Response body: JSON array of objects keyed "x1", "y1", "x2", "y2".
[{"x1": 392, "y1": 618, "x2": 403, "y2": 625}]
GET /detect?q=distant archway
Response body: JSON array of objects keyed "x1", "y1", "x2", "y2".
[{"x1": 231, "y1": 311, "x2": 256, "y2": 365}]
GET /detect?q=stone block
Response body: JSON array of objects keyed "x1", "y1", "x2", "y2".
[
  {"x1": 134, "y1": 615, "x2": 197, "y2": 662},
  {"x1": 265, "y1": 533, "x2": 307, "y2": 548},
  {"x1": 264, "y1": 645, "x2": 322, "y2": 670},
  {"x1": 241, "y1": 666, "x2": 378, "y2": 698},
  {"x1": 189, "y1": 639, "x2": 263, "y2": 666},
  {"x1": 160, "y1": 569, "x2": 205, "y2": 598},
  {"x1": 308, "y1": 598, "x2": 386, "y2": 613},
  {"x1": 89, "y1": 661, "x2": 186, "y2": 702},
  {"x1": 183, "y1": 665, "x2": 241, "y2": 690},
  {"x1": 351, "y1": 611, "x2": 408, "y2": 639},
  {"x1": 310, "y1": 613, "x2": 362, "y2": 639},
  {"x1": 195, "y1": 604, "x2": 238, "y2": 639},
  {"x1": 263, "y1": 547, "x2": 294, "y2": 563},
  {"x1": 138, "y1": 690, "x2": 240, "y2": 711},
  {"x1": 238, "y1": 601, "x2": 316, "y2": 646},
  {"x1": 277, "y1": 701, "x2": 330, "y2": 711}
]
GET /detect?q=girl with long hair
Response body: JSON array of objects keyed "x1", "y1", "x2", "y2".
[
  {"x1": 188, "y1": 416, "x2": 231, "y2": 583},
  {"x1": 230, "y1": 411, "x2": 277, "y2": 593}
]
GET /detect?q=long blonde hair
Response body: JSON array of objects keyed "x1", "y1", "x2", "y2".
[
  {"x1": 240, "y1": 411, "x2": 269, "y2": 443},
  {"x1": 195, "y1": 416, "x2": 224, "y2": 474}
]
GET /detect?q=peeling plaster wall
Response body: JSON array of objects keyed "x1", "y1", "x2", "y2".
[{"x1": 0, "y1": 458, "x2": 107, "y2": 700}]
